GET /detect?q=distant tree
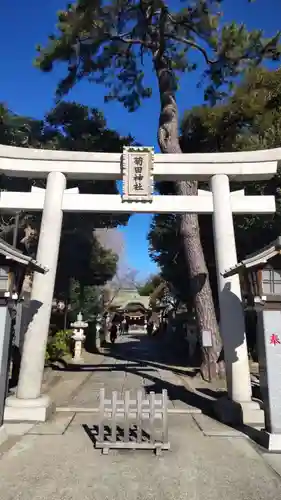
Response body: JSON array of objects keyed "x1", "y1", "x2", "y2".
[
  {"x1": 137, "y1": 274, "x2": 162, "y2": 296},
  {"x1": 149, "y1": 67, "x2": 281, "y2": 331},
  {"x1": 95, "y1": 228, "x2": 128, "y2": 281},
  {"x1": 69, "y1": 279, "x2": 103, "y2": 322},
  {"x1": 45, "y1": 102, "x2": 132, "y2": 301},
  {"x1": 101, "y1": 265, "x2": 140, "y2": 338},
  {"x1": 181, "y1": 66, "x2": 281, "y2": 260},
  {"x1": 55, "y1": 233, "x2": 118, "y2": 301},
  {"x1": 0, "y1": 101, "x2": 133, "y2": 301},
  {"x1": 0, "y1": 104, "x2": 45, "y2": 251}
]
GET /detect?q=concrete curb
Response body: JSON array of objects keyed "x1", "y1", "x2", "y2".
[
  {"x1": 56, "y1": 406, "x2": 202, "y2": 414},
  {"x1": 0, "y1": 425, "x2": 8, "y2": 446}
]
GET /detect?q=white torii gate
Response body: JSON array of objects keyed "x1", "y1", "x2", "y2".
[{"x1": 0, "y1": 143, "x2": 278, "y2": 424}]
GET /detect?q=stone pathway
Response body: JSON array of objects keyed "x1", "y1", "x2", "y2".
[
  {"x1": 55, "y1": 331, "x2": 203, "y2": 413},
  {"x1": 1, "y1": 411, "x2": 281, "y2": 500},
  {"x1": 1, "y1": 331, "x2": 281, "y2": 499}
]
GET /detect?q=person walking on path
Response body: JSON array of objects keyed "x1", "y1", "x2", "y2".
[{"x1": 110, "y1": 323, "x2": 118, "y2": 343}]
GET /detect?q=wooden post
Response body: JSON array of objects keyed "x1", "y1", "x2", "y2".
[
  {"x1": 124, "y1": 390, "x2": 130, "y2": 443},
  {"x1": 111, "y1": 390, "x2": 117, "y2": 443},
  {"x1": 162, "y1": 389, "x2": 168, "y2": 445},
  {"x1": 149, "y1": 391, "x2": 155, "y2": 445},
  {"x1": 99, "y1": 387, "x2": 105, "y2": 443},
  {"x1": 136, "y1": 389, "x2": 142, "y2": 443}
]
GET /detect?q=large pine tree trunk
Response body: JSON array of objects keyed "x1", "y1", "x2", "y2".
[{"x1": 154, "y1": 58, "x2": 221, "y2": 379}]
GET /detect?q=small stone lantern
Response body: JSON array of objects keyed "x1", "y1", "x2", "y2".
[
  {"x1": 223, "y1": 236, "x2": 281, "y2": 451},
  {"x1": 70, "y1": 312, "x2": 88, "y2": 364}
]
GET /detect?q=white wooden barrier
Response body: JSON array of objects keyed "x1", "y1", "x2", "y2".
[{"x1": 96, "y1": 388, "x2": 170, "y2": 455}]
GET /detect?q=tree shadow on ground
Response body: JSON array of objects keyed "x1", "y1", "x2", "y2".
[
  {"x1": 52, "y1": 339, "x2": 217, "y2": 417},
  {"x1": 51, "y1": 332, "x2": 200, "y2": 378},
  {"x1": 50, "y1": 333, "x2": 265, "y2": 446},
  {"x1": 195, "y1": 387, "x2": 227, "y2": 399},
  {"x1": 51, "y1": 332, "x2": 228, "y2": 415},
  {"x1": 102, "y1": 333, "x2": 201, "y2": 377}
]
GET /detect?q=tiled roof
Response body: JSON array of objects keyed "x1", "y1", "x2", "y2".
[
  {"x1": 223, "y1": 237, "x2": 281, "y2": 278},
  {"x1": 0, "y1": 238, "x2": 48, "y2": 274}
]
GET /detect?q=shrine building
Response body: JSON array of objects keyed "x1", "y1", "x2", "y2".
[{"x1": 108, "y1": 288, "x2": 151, "y2": 328}]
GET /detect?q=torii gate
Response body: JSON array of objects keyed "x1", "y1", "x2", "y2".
[{"x1": 0, "y1": 143, "x2": 278, "y2": 425}]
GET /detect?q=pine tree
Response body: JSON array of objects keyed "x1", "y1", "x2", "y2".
[{"x1": 35, "y1": 0, "x2": 280, "y2": 378}]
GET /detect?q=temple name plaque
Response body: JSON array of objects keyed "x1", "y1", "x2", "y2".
[{"x1": 122, "y1": 147, "x2": 154, "y2": 202}]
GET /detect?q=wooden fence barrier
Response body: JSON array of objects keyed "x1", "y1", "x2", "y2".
[{"x1": 96, "y1": 388, "x2": 170, "y2": 455}]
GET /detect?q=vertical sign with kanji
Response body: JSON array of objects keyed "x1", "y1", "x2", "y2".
[
  {"x1": 122, "y1": 147, "x2": 154, "y2": 202},
  {"x1": 257, "y1": 309, "x2": 281, "y2": 435}
]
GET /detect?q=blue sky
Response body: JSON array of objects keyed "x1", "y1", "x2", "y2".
[{"x1": 0, "y1": 1, "x2": 280, "y2": 279}]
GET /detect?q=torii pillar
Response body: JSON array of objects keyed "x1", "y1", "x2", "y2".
[
  {"x1": 210, "y1": 175, "x2": 264, "y2": 425},
  {"x1": 4, "y1": 174, "x2": 71, "y2": 421}
]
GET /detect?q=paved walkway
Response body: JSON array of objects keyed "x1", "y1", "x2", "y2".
[
  {"x1": 1, "y1": 331, "x2": 281, "y2": 499},
  {"x1": 1, "y1": 412, "x2": 281, "y2": 499},
  {"x1": 53, "y1": 331, "x2": 203, "y2": 413}
]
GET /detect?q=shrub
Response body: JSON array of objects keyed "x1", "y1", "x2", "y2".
[{"x1": 45, "y1": 329, "x2": 73, "y2": 363}]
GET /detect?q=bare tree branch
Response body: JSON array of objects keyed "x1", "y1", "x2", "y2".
[
  {"x1": 102, "y1": 266, "x2": 139, "y2": 316},
  {"x1": 110, "y1": 33, "x2": 151, "y2": 47},
  {"x1": 166, "y1": 12, "x2": 211, "y2": 43},
  {"x1": 167, "y1": 34, "x2": 216, "y2": 64},
  {"x1": 78, "y1": 32, "x2": 150, "y2": 48}
]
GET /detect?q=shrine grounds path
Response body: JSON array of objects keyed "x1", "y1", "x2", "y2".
[{"x1": 1, "y1": 331, "x2": 281, "y2": 500}]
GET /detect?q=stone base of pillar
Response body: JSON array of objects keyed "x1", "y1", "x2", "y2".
[
  {"x1": 213, "y1": 396, "x2": 265, "y2": 426},
  {"x1": 4, "y1": 394, "x2": 55, "y2": 422},
  {"x1": 0, "y1": 425, "x2": 8, "y2": 445},
  {"x1": 257, "y1": 430, "x2": 281, "y2": 452}
]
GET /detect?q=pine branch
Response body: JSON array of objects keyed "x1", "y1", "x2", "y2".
[
  {"x1": 111, "y1": 33, "x2": 150, "y2": 47},
  {"x1": 78, "y1": 32, "x2": 150, "y2": 48},
  {"x1": 167, "y1": 34, "x2": 216, "y2": 64}
]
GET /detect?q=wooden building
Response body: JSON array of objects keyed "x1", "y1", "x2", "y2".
[{"x1": 108, "y1": 288, "x2": 150, "y2": 327}]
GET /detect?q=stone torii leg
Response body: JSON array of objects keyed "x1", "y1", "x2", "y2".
[
  {"x1": 5, "y1": 172, "x2": 66, "y2": 421},
  {"x1": 210, "y1": 174, "x2": 263, "y2": 425}
]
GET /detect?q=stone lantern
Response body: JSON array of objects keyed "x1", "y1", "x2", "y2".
[
  {"x1": 223, "y1": 236, "x2": 281, "y2": 451},
  {"x1": 70, "y1": 312, "x2": 88, "y2": 364}
]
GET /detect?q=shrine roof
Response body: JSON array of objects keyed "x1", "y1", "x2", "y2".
[
  {"x1": 109, "y1": 288, "x2": 150, "y2": 310},
  {"x1": 0, "y1": 238, "x2": 48, "y2": 274},
  {"x1": 223, "y1": 237, "x2": 281, "y2": 278}
]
